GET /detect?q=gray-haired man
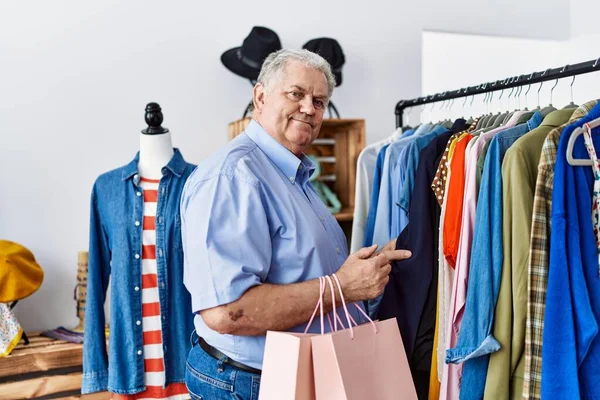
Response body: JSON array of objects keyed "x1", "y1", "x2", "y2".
[{"x1": 180, "y1": 48, "x2": 410, "y2": 399}]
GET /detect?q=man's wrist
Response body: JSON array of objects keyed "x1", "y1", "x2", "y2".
[{"x1": 332, "y1": 272, "x2": 357, "y2": 303}]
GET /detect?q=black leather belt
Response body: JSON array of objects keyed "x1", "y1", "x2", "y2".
[{"x1": 198, "y1": 337, "x2": 262, "y2": 375}]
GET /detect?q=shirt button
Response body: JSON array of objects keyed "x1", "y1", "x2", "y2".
[
  {"x1": 289, "y1": 176, "x2": 295, "y2": 182},
  {"x1": 134, "y1": 286, "x2": 140, "y2": 292},
  {"x1": 159, "y1": 249, "x2": 163, "y2": 257},
  {"x1": 136, "y1": 320, "x2": 141, "y2": 326},
  {"x1": 135, "y1": 254, "x2": 140, "y2": 259},
  {"x1": 136, "y1": 191, "x2": 142, "y2": 197},
  {"x1": 137, "y1": 350, "x2": 142, "y2": 356},
  {"x1": 336, "y1": 247, "x2": 340, "y2": 254},
  {"x1": 320, "y1": 216, "x2": 325, "y2": 221},
  {"x1": 135, "y1": 221, "x2": 140, "y2": 226}
]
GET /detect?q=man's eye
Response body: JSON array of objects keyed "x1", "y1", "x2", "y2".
[
  {"x1": 290, "y1": 91, "x2": 302, "y2": 98},
  {"x1": 314, "y1": 100, "x2": 325, "y2": 108}
]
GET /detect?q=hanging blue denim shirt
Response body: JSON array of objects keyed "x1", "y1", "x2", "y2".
[
  {"x1": 542, "y1": 104, "x2": 600, "y2": 399},
  {"x1": 445, "y1": 112, "x2": 542, "y2": 400},
  {"x1": 82, "y1": 149, "x2": 196, "y2": 395}
]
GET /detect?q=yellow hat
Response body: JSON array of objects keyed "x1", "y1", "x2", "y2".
[{"x1": 0, "y1": 241, "x2": 44, "y2": 303}]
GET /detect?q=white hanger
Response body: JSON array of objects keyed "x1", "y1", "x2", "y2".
[{"x1": 566, "y1": 117, "x2": 600, "y2": 165}]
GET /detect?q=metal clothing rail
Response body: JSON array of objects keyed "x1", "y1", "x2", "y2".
[{"x1": 395, "y1": 57, "x2": 600, "y2": 128}]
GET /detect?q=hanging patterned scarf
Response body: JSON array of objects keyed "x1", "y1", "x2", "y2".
[
  {"x1": 0, "y1": 303, "x2": 23, "y2": 357},
  {"x1": 582, "y1": 122, "x2": 600, "y2": 276}
]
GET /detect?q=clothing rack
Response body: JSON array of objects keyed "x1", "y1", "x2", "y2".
[{"x1": 395, "y1": 57, "x2": 600, "y2": 128}]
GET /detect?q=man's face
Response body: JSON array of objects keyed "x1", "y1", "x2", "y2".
[{"x1": 253, "y1": 60, "x2": 329, "y2": 156}]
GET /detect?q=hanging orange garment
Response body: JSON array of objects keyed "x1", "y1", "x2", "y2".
[{"x1": 442, "y1": 133, "x2": 474, "y2": 268}]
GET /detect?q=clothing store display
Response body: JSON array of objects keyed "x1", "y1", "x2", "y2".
[
  {"x1": 431, "y1": 132, "x2": 461, "y2": 206},
  {"x1": 350, "y1": 131, "x2": 401, "y2": 253},
  {"x1": 220, "y1": 26, "x2": 282, "y2": 81},
  {"x1": 378, "y1": 129, "x2": 452, "y2": 398},
  {"x1": 523, "y1": 101, "x2": 598, "y2": 400},
  {"x1": 0, "y1": 240, "x2": 44, "y2": 303},
  {"x1": 112, "y1": 177, "x2": 189, "y2": 400},
  {"x1": 442, "y1": 133, "x2": 473, "y2": 268},
  {"x1": 447, "y1": 112, "x2": 543, "y2": 400},
  {"x1": 180, "y1": 120, "x2": 366, "y2": 372},
  {"x1": 82, "y1": 149, "x2": 196, "y2": 395},
  {"x1": 359, "y1": 59, "x2": 600, "y2": 400},
  {"x1": 483, "y1": 108, "x2": 575, "y2": 400},
  {"x1": 395, "y1": 124, "x2": 459, "y2": 238},
  {"x1": 362, "y1": 144, "x2": 390, "y2": 250},
  {"x1": 542, "y1": 104, "x2": 600, "y2": 399}
]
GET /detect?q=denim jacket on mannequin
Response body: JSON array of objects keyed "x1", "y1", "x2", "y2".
[{"x1": 82, "y1": 149, "x2": 196, "y2": 395}]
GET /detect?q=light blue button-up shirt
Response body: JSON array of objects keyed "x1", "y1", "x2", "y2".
[{"x1": 180, "y1": 119, "x2": 365, "y2": 370}]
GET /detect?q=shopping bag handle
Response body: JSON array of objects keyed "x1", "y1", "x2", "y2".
[
  {"x1": 332, "y1": 274, "x2": 379, "y2": 336},
  {"x1": 304, "y1": 277, "x2": 324, "y2": 334},
  {"x1": 324, "y1": 275, "x2": 348, "y2": 332},
  {"x1": 304, "y1": 277, "x2": 335, "y2": 334}
]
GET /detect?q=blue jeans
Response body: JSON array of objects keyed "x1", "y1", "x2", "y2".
[{"x1": 185, "y1": 340, "x2": 261, "y2": 400}]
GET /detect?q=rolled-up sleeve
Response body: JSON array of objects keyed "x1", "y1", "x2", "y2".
[{"x1": 180, "y1": 172, "x2": 272, "y2": 313}]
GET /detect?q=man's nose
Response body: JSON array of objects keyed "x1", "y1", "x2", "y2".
[{"x1": 299, "y1": 96, "x2": 316, "y2": 116}]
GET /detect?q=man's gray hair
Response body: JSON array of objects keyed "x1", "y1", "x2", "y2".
[{"x1": 249, "y1": 49, "x2": 336, "y2": 118}]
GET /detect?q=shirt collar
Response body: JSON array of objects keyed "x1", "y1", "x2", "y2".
[
  {"x1": 245, "y1": 119, "x2": 315, "y2": 184},
  {"x1": 450, "y1": 118, "x2": 468, "y2": 133},
  {"x1": 527, "y1": 110, "x2": 544, "y2": 131},
  {"x1": 539, "y1": 108, "x2": 577, "y2": 129},
  {"x1": 121, "y1": 148, "x2": 187, "y2": 181},
  {"x1": 570, "y1": 100, "x2": 600, "y2": 122}
]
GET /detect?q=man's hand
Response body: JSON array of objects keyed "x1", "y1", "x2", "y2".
[
  {"x1": 335, "y1": 243, "x2": 412, "y2": 304},
  {"x1": 376, "y1": 238, "x2": 399, "y2": 256}
]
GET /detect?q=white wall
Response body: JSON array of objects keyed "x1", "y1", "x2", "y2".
[
  {"x1": 418, "y1": 30, "x2": 600, "y2": 124},
  {"x1": 1, "y1": 0, "x2": 572, "y2": 331}
]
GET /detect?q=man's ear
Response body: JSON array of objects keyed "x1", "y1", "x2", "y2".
[{"x1": 252, "y1": 83, "x2": 266, "y2": 115}]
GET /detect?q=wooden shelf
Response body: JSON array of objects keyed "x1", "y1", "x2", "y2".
[
  {"x1": 334, "y1": 208, "x2": 354, "y2": 222},
  {"x1": 0, "y1": 332, "x2": 109, "y2": 399}
]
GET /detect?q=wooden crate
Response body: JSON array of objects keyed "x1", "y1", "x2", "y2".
[
  {"x1": 228, "y1": 118, "x2": 366, "y2": 227},
  {"x1": 0, "y1": 333, "x2": 108, "y2": 399}
]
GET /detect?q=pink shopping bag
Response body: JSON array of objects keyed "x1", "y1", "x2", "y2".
[
  {"x1": 259, "y1": 277, "x2": 335, "y2": 400},
  {"x1": 311, "y1": 274, "x2": 418, "y2": 400}
]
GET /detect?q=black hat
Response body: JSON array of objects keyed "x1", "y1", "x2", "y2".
[
  {"x1": 302, "y1": 38, "x2": 345, "y2": 86},
  {"x1": 221, "y1": 26, "x2": 282, "y2": 81}
]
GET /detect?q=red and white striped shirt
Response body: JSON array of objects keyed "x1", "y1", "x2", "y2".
[{"x1": 112, "y1": 177, "x2": 189, "y2": 400}]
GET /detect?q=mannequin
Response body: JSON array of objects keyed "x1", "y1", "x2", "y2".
[
  {"x1": 83, "y1": 101, "x2": 194, "y2": 398},
  {"x1": 138, "y1": 102, "x2": 174, "y2": 179}
]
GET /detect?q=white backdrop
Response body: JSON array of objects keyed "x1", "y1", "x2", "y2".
[{"x1": 0, "y1": 0, "x2": 578, "y2": 331}]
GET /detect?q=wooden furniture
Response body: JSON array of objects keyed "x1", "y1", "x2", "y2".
[
  {"x1": 229, "y1": 118, "x2": 366, "y2": 241},
  {"x1": 0, "y1": 333, "x2": 108, "y2": 399}
]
